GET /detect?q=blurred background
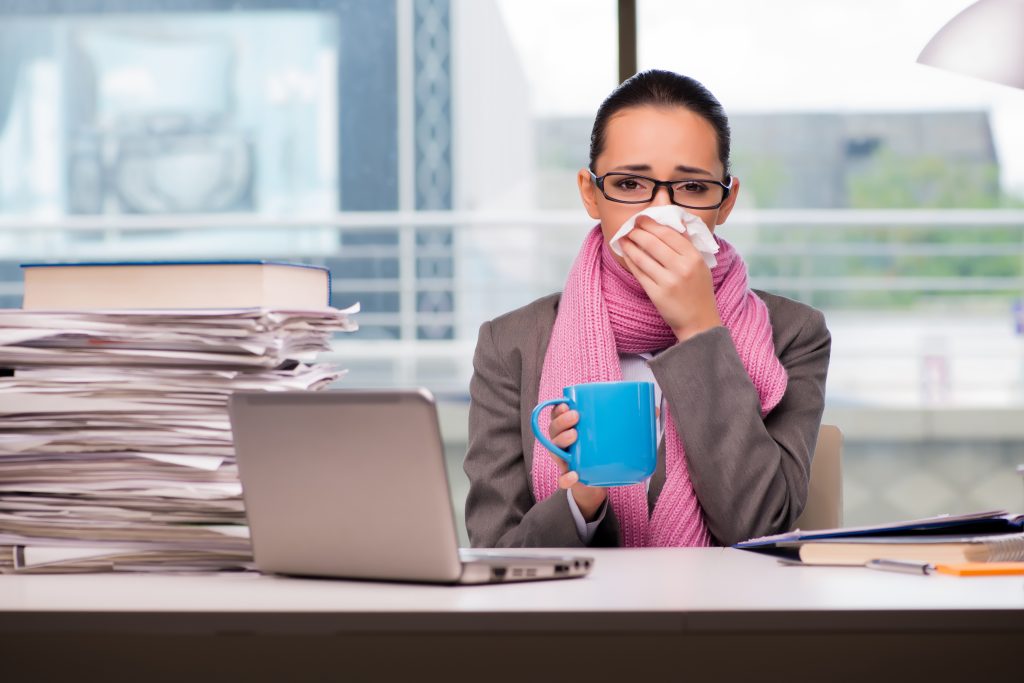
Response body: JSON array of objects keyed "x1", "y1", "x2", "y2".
[{"x1": 1, "y1": 0, "x2": 1022, "y2": 543}]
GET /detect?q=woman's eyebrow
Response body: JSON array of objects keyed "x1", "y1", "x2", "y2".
[
  {"x1": 610, "y1": 163, "x2": 714, "y2": 176},
  {"x1": 675, "y1": 164, "x2": 713, "y2": 176}
]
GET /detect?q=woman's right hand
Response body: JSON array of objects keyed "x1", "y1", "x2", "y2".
[{"x1": 548, "y1": 403, "x2": 608, "y2": 520}]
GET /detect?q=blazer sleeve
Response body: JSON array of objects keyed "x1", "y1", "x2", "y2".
[
  {"x1": 647, "y1": 308, "x2": 831, "y2": 546},
  {"x1": 463, "y1": 320, "x2": 609, "y2": 548}
]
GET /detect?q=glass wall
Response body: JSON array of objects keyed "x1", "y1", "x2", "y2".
[
  {"x1": 635, "y1": 0, "x2": 1024, "y2": 522},
  {"x1": 0, "y1": 12, "x2": 338, "y2": 217},
  {"x1": 0, "y1": 0, "x2": 617, "y2": 348}
]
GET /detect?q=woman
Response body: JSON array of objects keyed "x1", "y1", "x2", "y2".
[{"x1": 463, "y1": 70, "x2": 830, "y2": 548}]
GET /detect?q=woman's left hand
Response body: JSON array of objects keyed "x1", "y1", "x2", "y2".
[{"x1": 618, "y1": 217, "x2": 722, "y2": 342}]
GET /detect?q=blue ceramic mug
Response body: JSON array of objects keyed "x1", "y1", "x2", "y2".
[{"x1": 530, "y1": 381, "x2": 657, "y2": 487}]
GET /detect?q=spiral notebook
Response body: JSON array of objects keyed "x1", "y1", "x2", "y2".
[
  {"x1": 736, "y1": 510, "x2": 1024, "y2": 565},
  {"x1": 791, "y1": 532, "x2": 1024, "y2": 566}
]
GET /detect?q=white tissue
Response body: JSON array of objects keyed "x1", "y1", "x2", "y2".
[{"x1": 609, "y1": 204, "x2": 719, "y2": 268}]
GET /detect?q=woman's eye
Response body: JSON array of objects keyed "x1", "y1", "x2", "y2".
[
  {"x1": 677, "y1": 181, "x2": 709, "y2": 194},
  {"x1": 615, "y1": 178, "x2": 646, "y2": 191}
]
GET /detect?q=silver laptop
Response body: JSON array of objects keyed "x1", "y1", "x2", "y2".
[{"x1": 228, "y1": 388, "x2": 593, "y2": 584}]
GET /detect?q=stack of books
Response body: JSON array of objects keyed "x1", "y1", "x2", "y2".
[
  {"x1": 736, "y1": 509, "x2": 1024, "y2": 567},
  {"x1": 0, "y1": 261, "x2": 358, "y2": 573}
]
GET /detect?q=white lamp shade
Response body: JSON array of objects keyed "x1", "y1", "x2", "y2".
[{"x1": 917, "y1": 0, "x2": 1024, "y2": 90}]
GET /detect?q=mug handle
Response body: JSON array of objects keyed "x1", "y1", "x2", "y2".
[{"x1": 530, "y1": 398, "x2": 575, "y2": 463}]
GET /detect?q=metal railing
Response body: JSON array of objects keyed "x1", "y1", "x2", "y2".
[{"x1": 3, "y1": 208, "x2": 1024, "y2": 404}]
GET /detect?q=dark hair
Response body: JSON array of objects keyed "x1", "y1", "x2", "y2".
[{"x1": 588, "y1": 70, "x2": 731, "y2": 178}]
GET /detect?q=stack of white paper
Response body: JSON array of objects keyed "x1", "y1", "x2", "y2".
[{"x1": 0, "y1": 305, "x2": 358, "y2": 573}]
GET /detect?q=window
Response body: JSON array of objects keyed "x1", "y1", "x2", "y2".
[{"x1": 638, "y1": 0, "x2": 1024, "y2": 523}]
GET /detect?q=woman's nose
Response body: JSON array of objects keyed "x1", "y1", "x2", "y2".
[{"x1": 651, "y1": 185, "x2": 673, "y2": 207}]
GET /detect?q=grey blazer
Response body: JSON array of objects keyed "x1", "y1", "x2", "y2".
[{"x1": 463, "y1": 290, "x2": 831, "y2": 548}]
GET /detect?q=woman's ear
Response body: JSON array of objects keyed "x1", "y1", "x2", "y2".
[
  {"x1": 577, "y1": 168, "x2": 601, "y2": 220},
  {"x1": 715, "y1": 176, "x2": 741, "y2": 226}
]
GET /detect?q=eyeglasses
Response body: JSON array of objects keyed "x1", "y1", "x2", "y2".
[{"x1": 590, "y1": 171, "x2": 733, "y2": 210}]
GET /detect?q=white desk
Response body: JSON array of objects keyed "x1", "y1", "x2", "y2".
[{"x1": 1, "y1": 548, "x2": 1022, "y2": 681}]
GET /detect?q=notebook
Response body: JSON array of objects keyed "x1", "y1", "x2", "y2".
[
  {"x1": 793, "y1": 532, "x2": 1024, "y2": 566},
  {"x1": 736, "y1": 510, "x2": 1024, "y2": 565},
  {"x1": 228, "y1": 388, "x2": 593, "y2": 584}
]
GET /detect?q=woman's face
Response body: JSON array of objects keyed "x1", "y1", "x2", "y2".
[{"x1": 577, "y1": 105, "x2": 740, "y2": 251}]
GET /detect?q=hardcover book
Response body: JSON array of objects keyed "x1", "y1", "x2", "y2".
[
  {"x1": 793, "y1": 532, "x2": 1024, "y2": 566},
  {"x1": 20, "y1": 261, "x2": 331, "y2": 310}
]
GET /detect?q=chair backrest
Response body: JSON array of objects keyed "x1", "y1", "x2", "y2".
[{"x1": 791, "y1": 424, "x2": 843, "y2": 531}]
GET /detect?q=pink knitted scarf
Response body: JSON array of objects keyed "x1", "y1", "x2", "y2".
[{"x1": 531, "y1": 225, "x2": 788, "y2": 546}]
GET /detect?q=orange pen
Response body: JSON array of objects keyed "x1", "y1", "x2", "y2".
[{"x1": 934, "y1": 562, "x2": 1024, "y2": 576}]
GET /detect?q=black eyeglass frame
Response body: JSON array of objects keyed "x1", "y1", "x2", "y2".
[{"x1": 589, "y1": 171, "x2": 734, "y2": 210}]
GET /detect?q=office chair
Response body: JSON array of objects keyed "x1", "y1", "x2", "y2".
[{"x1": 791, "y1": 424, "x2": 844, "y2": 531}]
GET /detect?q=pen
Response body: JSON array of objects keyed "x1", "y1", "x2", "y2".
[{"x1": 865, "y1": 558, "x2": 934, "y2": 575}]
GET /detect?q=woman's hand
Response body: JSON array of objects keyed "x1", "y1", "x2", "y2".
[
  {"x1": 619, "y1": 217, "x2": 722, "y2": 342},
  {"x1": 547, "y1": 403, "x2": 607, "y2": 520}
]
